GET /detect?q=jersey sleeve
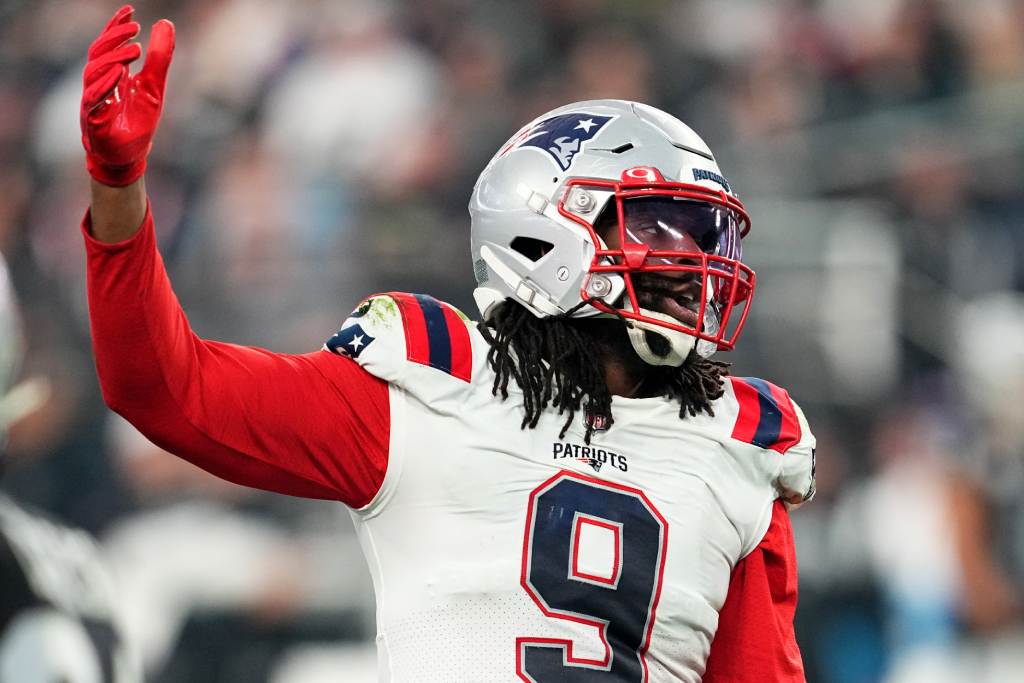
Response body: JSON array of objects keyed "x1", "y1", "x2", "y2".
[
  {"x1": 777, "y1": 398, "x2": 816, "y2": 505},
  {"x1": 323, "y1": 291, "x2": 475, "y2": 403},
  {"x1": 703, "y1": 500, "x2": 806, "y2": 682},
  {"x1": 727, "y1": 377, "x2": 817, "y2": 506},
  {"x1": 83, "y1": 204, "x2": 389, "y2": 508}
]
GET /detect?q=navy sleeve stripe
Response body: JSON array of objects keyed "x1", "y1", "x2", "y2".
[
  {"x1": 744, "y1": 378, "x2": 783, "y2": 449},
  {"x1": 414, "y1": 294, "x2": 453, "y2": 376}
]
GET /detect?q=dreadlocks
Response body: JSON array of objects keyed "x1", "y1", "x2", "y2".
[{"x1": 477, "y1": 302, "x2": 730, "y2": 443}]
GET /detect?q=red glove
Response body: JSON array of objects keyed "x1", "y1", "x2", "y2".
[{"x1": 81, "y1": 5, "x2": 175, "y2": 187}]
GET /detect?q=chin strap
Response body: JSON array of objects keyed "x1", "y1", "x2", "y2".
[
  {"x1": 625, "y1": 295, "x2": 722, "y2": 366},
  {"x1": 625, "y1": 309, "x2": 695, "y2": 367}
]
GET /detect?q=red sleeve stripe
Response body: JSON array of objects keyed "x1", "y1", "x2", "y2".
[
  {"x1": 730, "y1": 378, "x2": 801, "y2": 454},
  {"x1": 389, "y1": 292, "x2": 472, "y2": 383},
  {"x1": 441, "y1": 303, "x2": 473, "y2": 382},
  {"x1": 767, "y1": 382, "x2": 801, "y2": 454},
  {"x1": 731, "y1": 378, "x2": 764, "y2": 446},
  {"x1": 391, "y1": 292, "x2": 431, "y2": 367}
]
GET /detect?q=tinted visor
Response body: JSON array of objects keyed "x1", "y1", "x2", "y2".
[{"x1": 618, "y1": 197, "x2": 742, "y2": 261}]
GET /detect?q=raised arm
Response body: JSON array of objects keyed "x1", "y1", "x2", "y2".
[{"x1": 80, "y1": 6, "x2": 389, "y2": 507}]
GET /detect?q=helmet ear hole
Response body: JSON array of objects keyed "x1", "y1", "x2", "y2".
[
  {"x1": 510, "y1": 237, "x2": 554, "y2": 262},
  {"x1": 644, "y1": 329, "x2": 671, "y2": 357}
]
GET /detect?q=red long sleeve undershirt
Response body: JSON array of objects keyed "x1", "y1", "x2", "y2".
[
  {"x1": 84, "y1": 205, "x2": 390, "y2": 507},
  {"x1": 83, "y1": 204, "x2": 803, "y2": 680},
  {"x1": 703, "y1": 500, "x2": 806, "y2": 682}
]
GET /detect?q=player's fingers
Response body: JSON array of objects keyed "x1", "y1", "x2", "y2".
[
  {"x1": 83, "y1": 43, "x2": 140, "y2": 88},
  {"x1": 101, "y1": 4, "x2": 134, "y2": 33},
  {"x1": 82, "y1": 65, "x2": 126, "y2": 111},
  {"x1": 88, "y1": 21, "x2": 140, "y2": 60},
  {"x1": 137, "y1": 20, "x2": 175, "y2": 98}
]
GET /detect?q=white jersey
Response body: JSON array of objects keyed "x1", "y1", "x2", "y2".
[{"x1": 325, "y1": 293, "x2": 816, "y2": 683}]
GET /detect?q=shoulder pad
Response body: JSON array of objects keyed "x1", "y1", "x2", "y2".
[
  {"x1": 324, "y1": 292, "x2": 474, "y2": 385},
  {"x1": 726, "y1": 377, "x2": 817, "y2": 504},
  {"x1": 728, "y1": 377, "x2": 801, "y2": 454}
]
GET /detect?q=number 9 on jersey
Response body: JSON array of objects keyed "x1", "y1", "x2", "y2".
[{"x1": 517, "y1": 471, "x2": 668, "y2": 682}]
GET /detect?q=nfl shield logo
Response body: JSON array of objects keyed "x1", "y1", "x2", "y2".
[{"x1": 583, "y1": 408, "x2": 611, "y2": 434}]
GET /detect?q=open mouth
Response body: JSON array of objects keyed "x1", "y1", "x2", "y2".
[
  {"x1": 635, "y1": 276, "x2": 704, "y2": 328},
  {"x1": 657, "y1": 293, "x2": 701, "y2": 328}
]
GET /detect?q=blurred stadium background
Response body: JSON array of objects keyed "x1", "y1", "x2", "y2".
[{"x1": 2, "y1": 0, "x2": 1024, "y2": 681}]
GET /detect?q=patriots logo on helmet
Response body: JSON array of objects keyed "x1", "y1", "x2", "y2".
[{"x1": 500, "y1": 112, "x2": 615, "y2": 171}]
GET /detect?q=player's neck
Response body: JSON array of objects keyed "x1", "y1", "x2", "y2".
[
  {"x1": 578, "y1": 318, "x2": 664, "y2": 399},
  {"x1": 601, "y1": 350, "x2": 662, "y2": 398}
]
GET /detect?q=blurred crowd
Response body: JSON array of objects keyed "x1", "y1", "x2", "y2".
[{"x1": 1, "y1": 0, "x2": 1023, "y2": 681}]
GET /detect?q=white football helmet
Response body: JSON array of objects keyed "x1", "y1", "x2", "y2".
[{"x1": 469, "y1": 99, "x2": 755, "y2": 365}]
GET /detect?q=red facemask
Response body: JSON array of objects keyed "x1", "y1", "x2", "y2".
[{"x1": 558, "y1": 167, "x2": 755, "y2": 352}]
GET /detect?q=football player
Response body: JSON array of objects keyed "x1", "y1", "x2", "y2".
[
  {"x1": 80, "y1": 6, "x2": 816, "y2": 682},
  {"x1": 0, "y1": 254, "x2": 140, "y2": 683}
]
